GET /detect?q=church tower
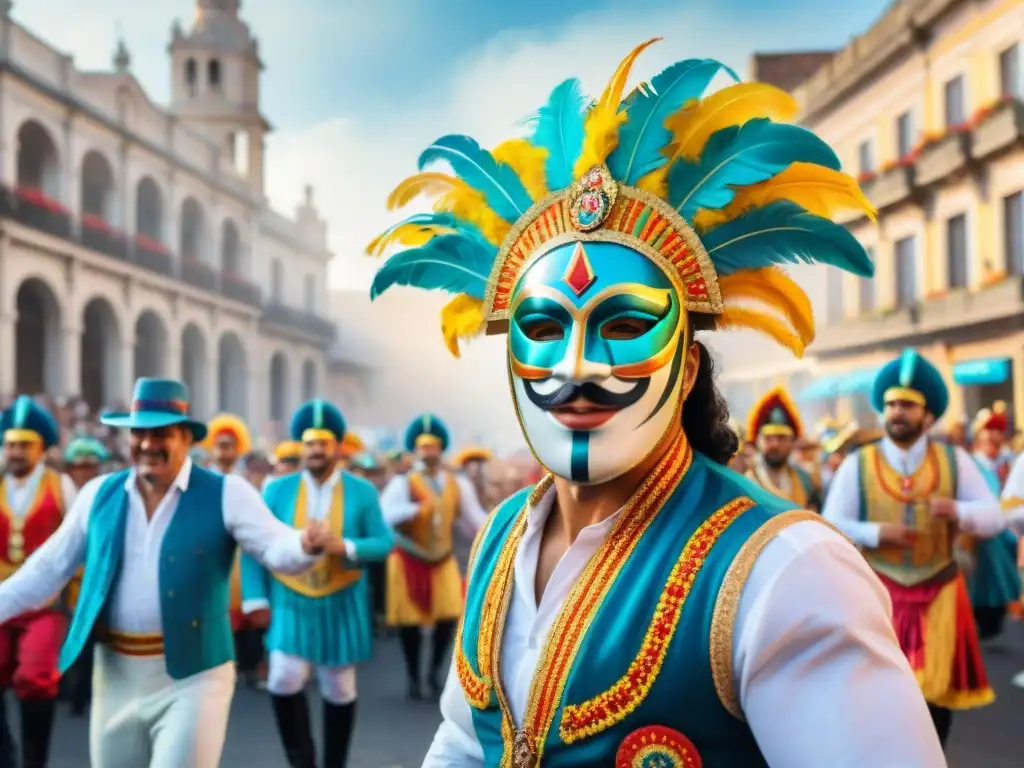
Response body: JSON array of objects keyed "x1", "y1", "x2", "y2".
[{"x1": 169, "y1": 0, "x2": 269, "y2": 196}]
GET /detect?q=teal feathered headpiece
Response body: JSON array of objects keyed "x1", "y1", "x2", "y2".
[{"x1": 368, "y1": 38, "x2": 875, "y2": 358}]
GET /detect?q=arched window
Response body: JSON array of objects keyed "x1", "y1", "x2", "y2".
[
  {"x1": 185, "y1": 58, "x2": 197, "y2": 97},
  {"x1": 208, "y1": 59, "x2": 221, "y2": 89}
]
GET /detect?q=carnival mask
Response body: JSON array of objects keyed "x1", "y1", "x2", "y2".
[{"x1": 508, "y1": 240, "x2": 687, "y2": 484}]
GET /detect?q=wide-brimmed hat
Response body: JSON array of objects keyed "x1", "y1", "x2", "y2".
[{"x1": 100, "y1": 378, "x2": 207, "y2": 441}]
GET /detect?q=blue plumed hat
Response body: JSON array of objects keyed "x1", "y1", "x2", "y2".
[
  {"x1": 65, "y1": 435, "x2": 110, "y2": 464},
  {"x1": 290, "y1": 399, "x2": 346, "y2": 442},
  {"x1": 871, "y1": 349, "x2": 949, "y2": 420},
  {"x1": 0, "y1": 395, "x2": 60, "y2": 449},
  {"x1": 404, "y1": 413, "x2": 450, "y2": 453},
  {"x1": 101, "y1": 378, "x2": 207, "y2": 441}
]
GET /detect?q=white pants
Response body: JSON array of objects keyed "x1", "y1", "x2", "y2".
[
  {"x1": 89, "y1": 644, "x2": 236, "y2": 768},
  {"x1": 266, "y1": 650, "x2": 357, "y2": 704}
]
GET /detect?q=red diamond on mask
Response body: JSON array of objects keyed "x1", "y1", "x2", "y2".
[{"x1": 563, "y1": 243, "x2": 597, "y2": 297}]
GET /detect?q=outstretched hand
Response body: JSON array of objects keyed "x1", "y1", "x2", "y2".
[{"x1": 300, "y1": 520, "x2": 327, "y2": 555}]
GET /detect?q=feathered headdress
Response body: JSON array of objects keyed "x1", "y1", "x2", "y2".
[
  {"x1": 368, "y1": 39, "x2": 875, "y2": 358},
  {"x1": 746, "y1": 386, "x2": 804, "y2": 440},
  {"x1": 203, "y1": 414, "x2": 251, "y2": 456},
  {"x1": 973, "y1": 401, "x2": 1009, "y2": 435}
]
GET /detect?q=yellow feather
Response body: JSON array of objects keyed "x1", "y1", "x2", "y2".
[
  {"x1": 440, "y1": 293, "x2": 486, "y2": 358},
  {"x1": 493, "y1": 139, "x2": 549, "y2": 201},
  {"x1": 635, "y1": 166, "x2": 668, "y2": 198},
  {"x1": 387, "y1": 172, "x2": 472, "y2": 210},
  {"x1": 716, "y1": 305, "x2": 806, "y2": 358},
  {"x1": 434, "y1": 188, "x2": 510, "y2": 246},
  {"x1": 718, "y1": 268, "x2": 815, "y2": 346},
  {"x1": 573, "y1": 38, "x2": 661, "y2": 179},
  {"x1": 666, "y1": 83, "x2": 799, "y2": 161},
  {"x1": 697, "y1": 163, "x2": 877, "y2": 230},
  {"x1": 365, "y1": 223, "x2": 454, "y2": 257}
]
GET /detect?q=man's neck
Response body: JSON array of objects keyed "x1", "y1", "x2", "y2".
[
  {"x1": 307, "y1": 462, "x2": 337, "y2": 486},
  {"x1": 6, "y1": 462, "x2": 39, "y2": 484}
]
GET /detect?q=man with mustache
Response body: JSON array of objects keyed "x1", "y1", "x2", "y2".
[
  {"x1": 241, "y1": 399, "x2": 393, "y2": 768},
  {"x1": 370, "y1": 39, "x2": 942, "y2": 766},
  {"x1": 0, "y1": 378, "x2": 327, "y2": 767},
  {"x1": 380, "y1": 415, "x2": 487, "y2": 701},
  {"x1": 823, "y1": 350, "x2": 1004, "y2": 749},
  {"x1": 0, "y1": 397, "x2": 76, "y2": 768},
  {"x1": 744, "y1": 387, "x2": 821, "y2": 512}
]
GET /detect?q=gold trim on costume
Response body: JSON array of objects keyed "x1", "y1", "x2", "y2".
[
  {"x1": 3, "y1": 429, "x2": 42, "y2": 444},
  {"x1": 747, "y1": 463, "x2": 808, "y2": 509},
  {"x1": 708, "y1": 510, "x2": 841, "y2": 718},
  {"x1": 272, "y1": 477, "x2": 361, "y2": 596},
  {"x1": 559, "y1": 496, "x2": 755, "y2": 743},
  {"x1": 883, "y1": 387, "x2": 926, "y2": 406},
  {"x1": 757, "y1": 424, "x2": 793, "y2": 437},
  {"x1": 98, "y1": 627, "x2": 165, "y2": 657},
  {"x1": 0, "y1": 468, "x2": 62, "y2": 566},
  {"x1": 302, "y1": 428, "x2": 337, "y2": 444}
]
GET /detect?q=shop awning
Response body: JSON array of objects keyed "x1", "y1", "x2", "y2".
[
  {"x1": 835, "y1": 367, "x2": 881, "y2": 395},
  {"x1": 953, "y1": 357, "x2": 1011, "y2": 386},
  {"x1": 797, "y1": 375, "x2": 843, "y2": 402}
]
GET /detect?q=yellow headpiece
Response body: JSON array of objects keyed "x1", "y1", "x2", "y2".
[
  {"x1": 203, "y1": 414, "x2": 251, "y2": 456},
  {"x1": 453, "y1": 447, "x2": 494, "y2": 467}
]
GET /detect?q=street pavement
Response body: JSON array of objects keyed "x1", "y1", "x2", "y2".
[{"x1": 14, "y1": 623, "x2": 1024, "y2": 766}]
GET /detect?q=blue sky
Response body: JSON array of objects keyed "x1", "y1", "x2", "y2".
[{"x1": 19, "y1": 0, "x2": 893, "y2": 288}]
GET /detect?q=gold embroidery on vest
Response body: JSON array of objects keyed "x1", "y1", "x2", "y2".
[
  {"x1": 273, "y1": 477, "x2": 361, "y2": 596},
  {"x1": 861, "y1": 442, "x2": 956, "y2": 586},
  {"x1": 747, "y1": 464, "x2": 808, "y2": 508},
  {"x1": 405, "y1": 472, "x2": 460, "y2": 561}
]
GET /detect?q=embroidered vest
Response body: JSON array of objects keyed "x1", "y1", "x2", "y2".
[
  {"x1": 0, "y1": 468, "x2": 65, "y2": 579},
  {"x1": 59, "y1": 466, "x2": 236, "y2": 679},
  {"x1": 745, "y1": 462, "x2": 812, "y2": 508},
  {"x1": 857, "y1": 441, "x2": 958, "y2": 587},
  {"x1": 400, "y1": 471, "x2": 460, "y2": 562},
  {"x1": 457, "y1": 441, "x2": 823, "y2": 767},
  {"x1": 267, "y1": 472, "x2": 361, "y2": 597}
]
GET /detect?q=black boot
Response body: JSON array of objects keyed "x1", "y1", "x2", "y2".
[
  {"x1": 428, "y1": 620, "x2": 456, "y2": 700},
  {"x1": 398, "y1": 627, "x2": 423, "y2": 700},
  {"x1": 270, "y1": 693, "x2": 317, "y2": 768},
  {"x1": 0, "y1": 696, "x2": 16, "y2": 768},
  {"x1": 322, "y1": 701, "x2": 356, "y2": 768},
  {"x1": 20, "y1": 698, "x2": 56, "y2": 768}
]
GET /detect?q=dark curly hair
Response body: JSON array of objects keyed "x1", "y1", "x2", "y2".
[{"x1": 681, "y1": 340, "x2": 739, "y2": 465}]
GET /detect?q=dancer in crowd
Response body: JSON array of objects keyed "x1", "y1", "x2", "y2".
[
  {"x1": 0, "y1": 397, "x2": 76, "y2": 768},
  {"x1": 744, "y1": 387, "x2": 821, "y2": 511},
  {"x1": 0, "y1": 378, "x2": 327, "y2": 768},
  {"x1": 242, "y1": 399, "x2": 393, "y2": 768},
  {"x1": 379, "y1": 415, "x2": 487, "y2": 701},
  {"x1": 823, "y1": 350, "x2": 1002, "y2": 748},
  {"x1": 369, "y1": 39, "x2": 943, "y2": 765},
  {"x1": 205, "y1": 413, "x2": 250, "y2": 476}
]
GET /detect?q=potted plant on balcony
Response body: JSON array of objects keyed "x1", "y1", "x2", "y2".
[
  {"x1": 81, "y1": 213, "x2": 128, "y2": 260},
  {"x1": 183, "y1": 255, "x2": 217, "y2": 291},
  {"x1": 134, "y1": 233, "x2": 172, "y2": 275},
  {"x1": 13, "y1": 187, "x2": 71, "y2": 238},
  {"x1": 221, "y1": 269, "x2": 260, "y2": 306}
]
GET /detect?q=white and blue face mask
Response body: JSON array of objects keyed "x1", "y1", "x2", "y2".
[{"x1": 508, "y1": 240, "x2": 688, "y2": 485}]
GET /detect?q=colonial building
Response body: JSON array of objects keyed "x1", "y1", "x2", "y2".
[
  {"x1": 794, "y1": 0, "x2": 1024, "y2": 427},
  {"x1": 0, "y1": 0, "x2": 336, "y2": 437}
]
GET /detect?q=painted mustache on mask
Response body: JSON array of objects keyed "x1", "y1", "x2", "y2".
[{"x1": 522, "y1": 378, "x2": 650, "y2": 411}]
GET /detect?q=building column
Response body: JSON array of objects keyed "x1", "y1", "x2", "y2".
[
  {"x1": 120, "y1": 340, "x2": 136, "y2": 401},
  {"x1": 249, "y1": 362, "x2": 268, "y2": 443},
  {"x1": 165, "y1": 336, "x2": 182, "y2": 381},
  {"x1": 205, "y1": 353, "x2": 219, "y2": 420},
  {"x1": 0, "y1": 311, "x2": 15, "y2": 399},
  {"x1": 62, "y1": 324, "x2": 82, "y2": 398}
]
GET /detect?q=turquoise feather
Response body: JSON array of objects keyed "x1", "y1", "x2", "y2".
[
  {"x1": 418, "y1": 135, "x2": 533, "y2": 223},
  {"x1": 369, "y1": 235, "x2": 493, "y2": 300},
  {"x1": 608, "y1": 59, "x2": 736, "y2": 184},
  {"x1": 898, "y1": 348, "x2": 918, "y2": 388},
  {"x1": 667, "y1": 119, "x2": 841, "y2": 221},
  {"x1": 527, "y1": 78, "x2": 588, "y2": 190},
  {"x1": 700, "y1": 200, "x2": 874, "y2": 277},
  {"x1": 376, "y1": 212, "x2": 490, "y2": 248}
]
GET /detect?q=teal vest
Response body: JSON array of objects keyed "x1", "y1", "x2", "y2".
[
  {"x1": 59, "y1": 466, "x2": 235, "y2": 680},
  {"x1": 458, "y1": 449, "x2": 817, "y2": 767}
]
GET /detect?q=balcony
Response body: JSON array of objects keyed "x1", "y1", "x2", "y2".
[
  {"x1": 262, "y1": 302, "x2": 336, "y2": 342},
  {"x1": 866, "y1": 163, "x2": 917, "y2": 211},
  {"x1": 972, "y1": 98, "x2": 1024, "y2": 161},
  {"x1": 221, "y1": 272, "x2": 262, "y2": 308},
  {"x1": 182, "y1": 257, "x2": 219, "y2": 292},
  {"x1": 914, "y1": 129, "x2": 971, "y2": 186},
  {"x1": 80, "y1": 215, "x2": 129, "y2": 262},
  {"x1": 134, "y1": 236, "x2": 173, "y2": 276},
  {"x1": 7, "y1": 187, "x2": 72, "y2": 239}
]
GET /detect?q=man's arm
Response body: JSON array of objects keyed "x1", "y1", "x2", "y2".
[
  {"x1": 820, "y1": 454, "x2": 880, "y2": 547},
  {"x1": 223, "y1": 476, "x2": 318, "y2": 575},
  {"x1": 422, "y1": 653, "x2": 485, "y2": 767},
  {"x1": 732, "y1": 520, "x2": 945, "y2": 766},
  {"x1": 454, "y1": 474, "x2": 487, "y2": 540},
  {"x1": 0, "y1": 474, "x2": 98, "y2": 624},
  {"x1": 951, "y1": 446, "x2": 1004, "y2": 537},
  {"x1": 345, "y1": 483, "x2": 394, "y2": 563},
  {"x1": 379, "y1": 474, "x2": 419, "y2": 527}
]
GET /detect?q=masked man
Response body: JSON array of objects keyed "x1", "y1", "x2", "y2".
[
  {"x1": 966, "y1": 404, "x2": 1020, "y2": 641},
  {"x1": 0, "y1": 378, "x2": 327, "y2": 768},
  {"x1": 62, "y1": 436, "x2": 110, "y2": 719},
  {"x1": 823, "y1": 350, "x2": 1003, "y2": 748},
  {"x1": 744, "y1": 387, "x2": 821, "y2": 512},
  {"x1": 241, "y1": 400, "x2": 393, "y2": 768},
  {"x1": 0, "y1": 397, "x2": 76, "y2": 767},
  {"x1": 380, "y1": 416, "x2": 487, "y2": 701},
  {"x1": 369, "y1": 40, "x2": 943, "y2": 766}
]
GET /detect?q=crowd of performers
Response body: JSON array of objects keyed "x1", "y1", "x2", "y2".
[{"x1": 0, "y1": 381, "x2": 497, "y2": 767}]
